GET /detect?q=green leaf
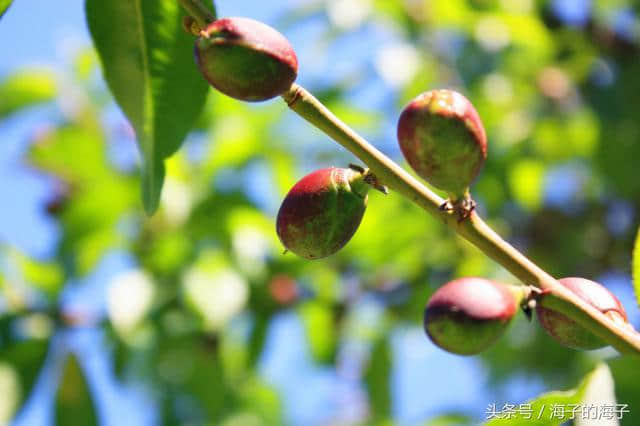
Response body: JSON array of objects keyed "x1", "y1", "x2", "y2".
[
  {"x1": 28, "y1": 117, "x2": 137, "y2": 275},
  {"x1": 0, "y1": 0, "x2": 12, "y2": 19},
  {"x1": 507, "y1": 159, "x2": 546, "y2": 211},
  {"x1": 0, "y1": 339, "x2": 49, "y2": 423},
  {"x1": 0, "y1": 69, "x2": 57, "y2": 118},
  {"x1": 607, "y1": 355, "x2": 640, "y2": 425},
  {"x1": 150, "y1": 334, "x2": 232, "y2": 424},
  {"x1": 484, "y1": 363, "x2": 611, "y2": 426},
  {"x1": 10, "y1": 250, "x2": 65, "y2": 298},
  {"x1": 299, "y1": 301, "x2": 337, "y2": 364},
  {"x1": 85, "y1": 0, "x2": 210, "y2": 214},
  {"x1": 632, "y1": 227, "x2": 640, "y2": 308},
  {"x1": 426, "y1": 414, "x2": 474, "y2": 426},
  {"x1": 54, "y1": 354, "x2": 98, "y2": 426},
  {"x1": 574, "y1": 363, "x2": 617, "y2": 426},
  {"x1": 364, "y1": 338, "x2": 392, "y2": 421}
]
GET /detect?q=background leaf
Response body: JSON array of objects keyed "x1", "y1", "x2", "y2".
[
  {"x1": 0, "y1": 69, "x2": 57, "y2": 118},
  {"x1": 608, "y1": 356, "x2": 640, "y2": 425},
  {"x1": 54, "y1": 354, "x2": 97, "y2": 426},
  {"x1": 0, "y1": 339, "x2": 49, "y2": 423},
  {"x1": 574, "y1": 363, "x2": 617, "y2": 426},
  {"x1": 485, "y1": 363, "x2": 612, "y2": 426},
  {"x1": 633, "y1": 228, "x2": 640, "y2": 308},
  {"x1": 0, "y1": 0, "x2": 12, "y2": 19},
  {"x1": 85, "y1": 0, "x2": 211, "y2": 214},
  {"x1": 364, "y1": 337, "x2": 392, "y2": 421},
  {"x1": 299, "y1": 301, "x2": 338, "y2": 364}
]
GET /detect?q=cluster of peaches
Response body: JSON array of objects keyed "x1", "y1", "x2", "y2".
[{"x1": 190, "y1": 15, "x2": 631, "y2": 355}]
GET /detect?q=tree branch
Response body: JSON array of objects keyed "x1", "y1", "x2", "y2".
[{"x1": 282, "y1": 83, "x2": 640, "y2": 356}]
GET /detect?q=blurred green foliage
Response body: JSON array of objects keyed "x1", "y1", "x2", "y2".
[
  {"x1": 54, "y1": 355, "x2": 98, "y2": 426},
  {"x1": 0, "y1": 0, "x2": 12, "y2": 20},
  {"x1": 0, "y1": 69, "x2": 57, "y2": 118},
  {"x1": 1, "y1": 0, "x2": 640, "y2": 425}
]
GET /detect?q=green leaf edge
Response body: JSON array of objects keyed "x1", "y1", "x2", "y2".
[
  {"x1": 0, "y1": 0, "x2": 13, "y2": 19},
  {"x1": 632, "y1": 227, "x2": 640, "y2": 308},
  {"x1": 484, "y1": 363, "x2": 606, "y2": 426},
  {"x1": 54, "y1": 353, "x2": 99, "y2": 426},
  {"x1": 85, "y1": 0, "x2": 213, "y2": 215}
]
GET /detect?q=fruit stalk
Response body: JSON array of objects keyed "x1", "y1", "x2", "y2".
[
  {"x1": 178, "y1": 0, "x2": 216, "y2": 29},
  {"x1": 282, "y1": 83, "x2": 640, "y2": 355}
]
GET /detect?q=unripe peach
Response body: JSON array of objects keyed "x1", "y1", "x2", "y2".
[
  {"x1": 397, "y1": 90, "x2": 487, "y2": 196},
  {"x1": 276, "y1": 167, "x2": 369, "y2": 259},
  {"x1": 424, "y1": 278, "x2": 520, "y2": 355},
  {"x1": 536, "y1": 277, "x2": 628, "y2": 350},
  {"x1": 195, "y1": 17, "x2": 298, "y2": 101}
]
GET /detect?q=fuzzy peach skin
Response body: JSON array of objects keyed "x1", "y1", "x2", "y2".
[
  {"x1": 196, "y1": 17, "x2": 298, "y2": 101},
  {"x1": 397, "y1": 89, "x2": 487, "y2": 196},
  {"x1": 424, "y1": 277, "x2": 520, "y2": 355},
  {"x1": 536, "y1": 277, "x2": 628, "y2": 350},
  {"x1": 276, "y1": 167, "x2": 369, "y2": 259}
]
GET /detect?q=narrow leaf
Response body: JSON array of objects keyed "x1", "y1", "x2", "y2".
[
  {"x1": 85, "y1": 0, "x2": 210, "y2": 214},
  {"x1": 299, "y1": 301, "x2": 337, "y2": 364},
  {"x1": 55, "y1": 354, "x2": 98, "y2": 426},
  {"x1": 0, "y1": 0, "x2": 12, "y2": 19},
  {"x1": 10, "y1": 249, "x2": 65, "y2": 298},
  {"x1": 364, "y1": 338, "x2": 392, "y2": 421},
  {"x1": 427, "y1": 414, "x2": 474, "y2": 425},
  {"x1": 632, "y1": 227, "x2": 640, "y2": 308},
  {"x1": 0, "y1": 339, "x2": 49, "y2": 422},
  {"x1": 484, "y1": 363, "x2": 606, "y2": 426},
  {"x1": 0, "y1": 69, "x2": 57, "y2": 118},
  {"x1": 607, "y1": 356, "x2": 639, "y2": 425},
  {"x1": 574, "y1": 364, "x2": 617, "y2": 426}
]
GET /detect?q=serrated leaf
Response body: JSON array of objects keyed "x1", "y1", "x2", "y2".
[
  {"x1": 0, "y1": 0, "x2": 12, "y2": 19},
  {"x1": 632, "y1": 227, "x2": 640, "y2": 308},
  {"x1": 54, "y1": 354, "x2": 98, "y2": 426},
  {"x1": 0, "y1": 69, "x2": 57, "y2": 118},
  {"x1": 484, "y1": 363, "x2": 610, "y2": 426},
  {"x1": 85, "y1": 0, "x2": 212, "y2": 214}
]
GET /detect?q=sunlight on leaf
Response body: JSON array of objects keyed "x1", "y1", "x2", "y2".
[
  {"x1": 10, "y1": 250, "x2": 64, "y2": 298},
  {"x1": 85, "y1": 0, "x2": 210, "y2": 214},
  {"x1": 0, "y1": 339, "x2": 49, "y2": 422},
  {"x1": 0, "y1": 0, "x2": 12, "y2": 20},
  {"x1": 632, "y1": 227, "x2": 640, "y2": 308},
  {"x1": 485, "y1": 363, "x2": 612, "y2": 426},
  {"x1": 299, "y1": 301, "x2": 337, "y2": 364},
  {"x1": 0, "y1": 69, "x2": 57, "y2": 118},
  {"x1": 508, "y1": 159, "x2": 545, "y2": 211},
  {"x1": 182, "y1": 251, "x2": 249, "y2": 331},
  {"x1": 107, "y1": 269, "x2": 155, "y2": 336},
  {"x1": 574, "y1": 363, "x2": 617, "y2": 426},
  {"x1": 0, "y1": 362, "x2": 20, "y2": 424}
]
